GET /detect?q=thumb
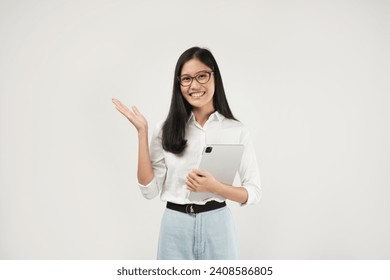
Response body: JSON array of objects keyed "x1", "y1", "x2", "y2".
[{"x1": 193, "y1": 168, "x2": 207, "y2": 177}]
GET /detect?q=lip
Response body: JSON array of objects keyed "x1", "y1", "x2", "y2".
[{"x1": 189, "y1": 91, "x2": 205, "y2": 97}]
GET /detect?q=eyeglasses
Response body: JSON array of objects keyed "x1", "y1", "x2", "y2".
[{"x1": 177, "y1": 71, "x2": 214, "y2": 87}]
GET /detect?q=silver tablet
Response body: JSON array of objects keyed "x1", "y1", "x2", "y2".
[{"x1": 188, "y1": 144, "x2": 244, "y2": 202}]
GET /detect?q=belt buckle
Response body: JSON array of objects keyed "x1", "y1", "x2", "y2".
[{"x1": 185, "y1": 204, "x2": 196, "y2": 216}]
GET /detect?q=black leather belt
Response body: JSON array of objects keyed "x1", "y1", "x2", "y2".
[{"x1": 167, "y1": 201, "x2": 226, "y2": 215}]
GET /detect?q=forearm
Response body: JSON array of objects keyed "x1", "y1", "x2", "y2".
[
  {"x1": 137, "y1": 130, "x2": 154, "y2": 185},
  {"x1": 213, "y1": 182, "x2": 248, "y2": 204}
]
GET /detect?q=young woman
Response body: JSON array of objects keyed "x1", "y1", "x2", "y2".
[{"x1": 112, "y1": 47, "x2": 261, "y2": 260}]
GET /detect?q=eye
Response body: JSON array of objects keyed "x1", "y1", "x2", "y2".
[
  {"x1": 197, "y1": 72, "x2": 209, "y2": 81},
  {"x1": 181, "y1": 76, "x2": 191, "y2": 82}
]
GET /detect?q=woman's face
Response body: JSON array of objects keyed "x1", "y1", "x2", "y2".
[{"x1": 179, "y1": 58, "x2": 215, "y2": 112}]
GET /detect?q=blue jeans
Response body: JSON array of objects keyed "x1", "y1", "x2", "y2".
[{"x1": 157, "y1": 206, "x2": 238, "y2": 260}]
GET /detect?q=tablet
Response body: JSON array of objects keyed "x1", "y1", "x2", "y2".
[{"x1": 188, "y1": 144, "x2": 244, "y2": 202}]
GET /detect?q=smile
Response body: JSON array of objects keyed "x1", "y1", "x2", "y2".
[{"x1": 189, "y1": 92, "x2": 205, "y2": 98}]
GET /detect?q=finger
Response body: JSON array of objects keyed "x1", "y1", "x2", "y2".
[
  {"x1": 112, "y1": 98, "x2": 124, "y2": 107},
  {"x1": 187, "y1": 173, "x2": 200, "y2": 184},
  {"x1": 113, "y1": 102, "x2": 129, "y2": 115},
  {"x1": 192, "y1": 168, "x2": 206, "y2": 177},
  {"x1": 186, "y1": 175, "x2": 198, "y2": 186},
  {"x1": 120, "y1": 102, "x2": 131, "y2": 112},
  {"x1": 112, "y1": 98, "x2": 130, "y2": 112},
  {"x1": 186, "y1": 182, "x2": 196, "y2": 192},
  {"x1": 115, "y1": 105, "x2": 134, "y2": 118},
  {"x1": 186, "y1": 179, "x2": 194, "y2": 189},
  {"x1": 186, "y1": 180, "x2": 193, "y2": 188},
  {"x1": 132, "y1": 106, "x2": 143, "y2": 116},
  {"x1": 187, "y1": 187, "x2": 196, "y2": 192},
  {"x1": 114, "y1": 107, "x2": 139, "y2": 125}
]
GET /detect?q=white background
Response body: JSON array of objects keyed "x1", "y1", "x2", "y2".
[{"x1": 0, "y1": 0, "x2": 389, "y2": 259}]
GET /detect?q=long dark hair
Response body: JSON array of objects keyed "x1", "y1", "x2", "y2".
[{"x1": 162, "y1": 47, "x2": 237, "y2": 154}]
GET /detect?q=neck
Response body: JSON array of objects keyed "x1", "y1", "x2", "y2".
[{"x1": 193, "y1": 106, "x2": 215, "y2": 127}]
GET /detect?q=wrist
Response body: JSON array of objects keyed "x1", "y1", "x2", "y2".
[
  {"x1": 137, "y1": 127, "x2": 148, "y2": 137},
  {"x1": 211, "y1": 181, "x2": 224, "y2": 195}
]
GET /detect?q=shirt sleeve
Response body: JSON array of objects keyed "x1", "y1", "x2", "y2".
[
  {"x1": 137, "y1": 122, "x2": 167, "y2": 200},
  {"x1": 238, "y1": 127, "x2": 262, "y2": 206}
]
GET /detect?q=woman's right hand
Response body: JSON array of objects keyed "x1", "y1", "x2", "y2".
[{"x1": 112, "y1": 98, "x2": 148, "y2": 134}]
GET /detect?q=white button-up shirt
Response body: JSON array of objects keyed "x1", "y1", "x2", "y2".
[{"x1": 138, "y1": 111, "x2": 261, "y2": 205}]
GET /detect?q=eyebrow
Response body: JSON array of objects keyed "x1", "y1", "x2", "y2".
[{"x1": 180, "y1": 70, "x2": 211, "y2": 77}]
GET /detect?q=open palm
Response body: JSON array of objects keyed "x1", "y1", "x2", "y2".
[{"x1": 112, "y1": 98, "x2": 148, "y2": 132}]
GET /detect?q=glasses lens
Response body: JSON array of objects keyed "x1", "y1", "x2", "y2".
[
  {"x1": 180, "y1": 76, "x2": 192, "y2": 86},
  {"x1": 196, "y1": 72, "x2": 210, "y2": 84}
]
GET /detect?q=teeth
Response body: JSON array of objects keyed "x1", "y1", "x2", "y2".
[{"x1": 190, "y1": 92, "x2": 205, "y2": 97}]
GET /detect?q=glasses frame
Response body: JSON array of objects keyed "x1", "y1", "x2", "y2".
[{"x1": 177, "y1": 71, "x2": 214, "y2": 87}]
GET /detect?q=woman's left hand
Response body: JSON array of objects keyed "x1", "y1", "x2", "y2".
[{"x1": 186, "y1": 169, "x2": 220, "y2": 193}]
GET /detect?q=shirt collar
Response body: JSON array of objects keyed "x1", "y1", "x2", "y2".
[
  {"x1": 211, "y1": 111, "x2": 225, "y2": 122},
  {"x1": 187, "y1": 111, "x2": 225, "y2": 124}
]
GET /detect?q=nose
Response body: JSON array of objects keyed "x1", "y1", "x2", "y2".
[{"x1": 189, "y1": 78, "x2": 201, "y2": 90}]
